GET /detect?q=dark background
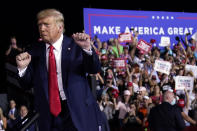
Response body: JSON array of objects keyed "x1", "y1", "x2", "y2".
[
  {"x1": 2, "y1": 0, "x2": 197, "y2": 49},
  {"x1": 1, "y1": 0, "x2": 197, "y2": 92}
]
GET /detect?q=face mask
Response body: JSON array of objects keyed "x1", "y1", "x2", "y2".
[
  {"x1": 168, "y1": 50, "x2": 173, "y2": 56},
  {"x1": 170, "y1": 98, "x2": 176, "y2": 105}
]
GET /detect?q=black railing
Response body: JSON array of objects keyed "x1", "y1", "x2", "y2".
[{"x1": 10, "y1": 111, "x2": 39, "y2": 131}]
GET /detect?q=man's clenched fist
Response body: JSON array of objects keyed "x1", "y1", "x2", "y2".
[{"x1": 16, "y1": 52, "x2": 31, "y2": 70}]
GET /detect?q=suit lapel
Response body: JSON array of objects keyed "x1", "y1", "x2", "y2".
[
  {"x1": 39, "y1": 42, "x2": 49, "y2": 101},
  {"x1": 61, "y1": 36, "x2": 72, "y2": 91}
]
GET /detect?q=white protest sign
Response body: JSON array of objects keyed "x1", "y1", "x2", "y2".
[
  {"x1": 118, "y1": 33, "x2": 133, "y2": 43},
  {"x1": 185, "y1": 64, "x2": 197, "y2": 78},
  {"x1": 192, "y1": 32, "x2": 197, "y2": 41},
  {"x1": 113, "y1": 58, "x2": 126, "y2": 69},
  {"x1": 159, "y1": 36, "x2": 170, "y2": 47},
  {"x1": 137, "y1": 39, "x2": 152, "y2": 53},
  {"x1": 154, "y1": 60, "x2": 172, "y2": 75},
  {"x1": 175, "y1": 76, "x2": 194, "y2": 91}
]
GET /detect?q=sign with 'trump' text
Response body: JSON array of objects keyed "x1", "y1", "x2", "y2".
[
  {"x1": 154, "y1": 60, "x2": 172, "y2": 75},
  {"x1": 175, "y1": 76, "x2": 194, "y2": 91}
]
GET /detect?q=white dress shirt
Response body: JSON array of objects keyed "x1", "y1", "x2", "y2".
[
  {"x1": 46, "y1": 34, "x2": 66, "y2": 100},
  {"x1": 18, "y1": 34, "x2": 92, "y2": 101},
  {"x1": 8, "y1": 108, "x2": 16, "y2": 115}
]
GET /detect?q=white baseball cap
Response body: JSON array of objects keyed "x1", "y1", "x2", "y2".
[
  {"x1": 168, "y1": 89, "x2": 173, "y2": 92},
  {"x1": 139, "y1": 87, "x2": 146, "y2": 92}
]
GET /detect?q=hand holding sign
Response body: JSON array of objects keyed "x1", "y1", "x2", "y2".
[
  {"x1": 159, "y1": 36, "x2": 171, "y2": 47},
  {"x1": 118, "y1": 33, "x2": 133, "y2": 43},
  {"x1": 175, "y1": 76, "x2": 194, "y2": 91},
  {"x1": 185, "y1": 64, "x2": 197, "y2": 78},
  {"x1": 192, "y1": 32, "x2": 197, "y2": 41},
  {"x1": 113, "y1": 58, "x2": 126, "y2": 69},
  {"x1": 137, "y1": 39, "x2": 152, "y2": 53},
  {"x1": 154, "y1": 60, "x2": 172, "y2": 75}
]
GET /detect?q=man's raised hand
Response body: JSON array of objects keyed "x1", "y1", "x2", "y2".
[
  {"x1": 72, "y1": 33, "x2": 91, "y2": 51},
  {"x1": 16, "y1": 52, "x2": 31, "y2": 70}
]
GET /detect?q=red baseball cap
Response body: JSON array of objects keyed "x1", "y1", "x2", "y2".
[
  {"x1": 177, "y1": 99, "x2": 185, "y2": 108},
  {"x1": 101, "y1": 55, "x2": 108, "y2": 60},
  {"x1": 112, "y1": 89, "x2": 119, "y2": 98},
  {"x1": 127, "y1": 82, "x2": 133, "y2": 87}
]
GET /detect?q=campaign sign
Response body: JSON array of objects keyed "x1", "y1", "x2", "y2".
[
  {"x1": 159, "y1": 36, "x2": 170, "y2": 47},
  {"x1": 192, "y1": 32, "x2": 197, "y2": 41},
  {"x1": 118, "y1": 33, "x2": 133, "y2": 43},
  {"x1": 154, "y1": 60, "x2": 172, "y2": 75},
  {"x1": 175, "y1": 76, "x2": 194, "y2": 91},
  {"x1": 137, "y1": 39, "x2": 152, "y2": 53},
  {"x1": 185, "y1": 64, "x2": 197, "y2": 78},
  {"x1": 113, "y1": 58, "x2": 126, "y2": 69},
  {"x1": 84, "y1": 8, "x2": 197, "y2": 48}
]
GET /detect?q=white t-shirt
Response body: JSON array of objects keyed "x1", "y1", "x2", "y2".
[
  {"x1": 116, "y1": 101, "x2": 130, "y2": 119},
  {"x1": 103, "y1": 101, "x2": 114, "y2": 120},
  {"x1": 133, "y1": 83, "x2": 139, "y2": 93},
  {"x1": 8, "y1": 108, "x2": 16, "y2": 115}
]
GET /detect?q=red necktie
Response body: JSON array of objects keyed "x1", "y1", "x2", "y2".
[{"x1": 48, "y1": 45, "x2": 61, "y2": 117}]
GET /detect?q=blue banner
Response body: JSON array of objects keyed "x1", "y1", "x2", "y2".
[{"x1": 83, "y1": 8, "x2": 197, "y2": 48}]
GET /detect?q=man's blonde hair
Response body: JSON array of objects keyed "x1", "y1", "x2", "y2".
[{"x1": 37, "y1": 9, "x2": 64, "y2": 29}]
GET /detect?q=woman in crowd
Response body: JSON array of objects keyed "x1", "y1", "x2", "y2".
[
  {"x1": 101, "y1": 93, "x2": 114, "y2": 121},
  {"x1": 114, "y1": 90, "x2": 132, "y2": 129},
  {"x1": 0, "y1": 107, "x2": 7, "y2": 130},
  {"x1": 150, "y1": 85, "x2": 162, "y2": 105}
]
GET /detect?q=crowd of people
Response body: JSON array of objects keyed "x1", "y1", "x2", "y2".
[
  {"x1": 0, "y1": 36, "x2": 35, "y2": 131},
  {"x1": 0, "y1": 99, "x2": 35, "y2": 131},
  {"x1": 1, "y1": 30, "x2": 197, "y2": 131},
  {"x1": 90, "y1": 31, "x2": 197, "y2": 130}
]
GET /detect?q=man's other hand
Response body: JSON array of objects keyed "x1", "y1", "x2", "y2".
[
  {"x1": 72, "y1": 33, "x2": 91, "y2": 51},
  {"x1": 16, "y1": 52, "x2": 31, "y2": 70}
]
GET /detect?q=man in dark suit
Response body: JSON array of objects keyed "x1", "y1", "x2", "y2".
[
  {"x1": 8, "y1": 100, "x2": 18, "y2": 120},
  {"x1": 16, "y1": 9, "x2": 108, "y2": 131},
  {"x1": 11, "y1": 105, "x2": 35, "y2": 131},
  {"x1": 7, "y1": 99, "x2": 19, "y2": 129},
  {"x1": 148, "y1": 91, "x2": 186, "y2": 131}
]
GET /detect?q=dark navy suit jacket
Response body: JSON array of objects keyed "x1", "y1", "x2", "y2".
[
  {"x1": 19, "y1": 36, "x2": 108, "y2": 131},
  {"x1": 11, "y1": 115, "x2": 36, "y2": 131},
  {"x1": 148, "y1": 102, "x2": 186, "y2": 131}
]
